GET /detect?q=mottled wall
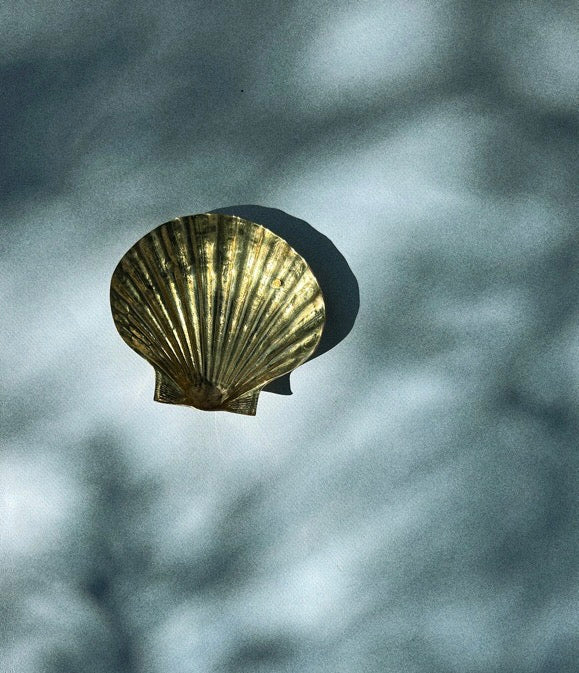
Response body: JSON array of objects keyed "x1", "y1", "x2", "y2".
[{"x1": 2, "y1": 2, "x2": 578, "y2": 672}]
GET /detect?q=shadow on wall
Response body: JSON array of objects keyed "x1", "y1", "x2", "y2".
[{"x1": 211, "y1": 205, "x2": 360, "y2": 394}]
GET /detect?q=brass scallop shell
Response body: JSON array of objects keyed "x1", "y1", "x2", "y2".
[{"x1": 110, "y1": 213, "x2": 325, "y2": 415}]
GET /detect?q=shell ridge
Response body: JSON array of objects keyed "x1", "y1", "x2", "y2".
[
  {"x1": 216, "y1": 222, "x2": 261, "y2": 388},
  {"x1": 218, "y1": 218, "x2": 255, "y2": 387},
  {"x1": 112, "y1": 296, "x2": 175, "y2": 368},
  {"x1": 232, "y1": 294, "x2": 324, "y2": 389},
  {"x1": 224, "y1": 238, "x2": 283, "y2": 378},
  {"x1": 255, "y1": 297, "x2": 325, "y2": 368},
  {"x1": 224, "y1": 251, "x2": 306, "y2": 388},
  {"x1": 117, "y1": 320, "x2": 159, "y2": 362},
  {"x1": 201, "y1": 216, "x2": 217, "y2": 381},
  {"x1": 268, "y1": 307, "x2": 326, "y2": 367},
  {"x1": 220, "y1": 225, "x2": 268, "y2": 391},
  {"x1": 154, "y1": 228, "x2": 193, "y2": 372},
  {"x1": 154, "y1": 368, "x2": 186, "y2": 404},
  {"x1": 135, "y1": 237, "x2": 192, "y2": 374},
  {"x1": 211, "y1": 217, "x2": 239, "y2": 388},
  {"x1": 200, "y1": 215, "x2": 218, "y2": 383},
  {"x1": 199, "y1": 215, "x2": 218, "y2": 382},
  {"x1": 241, "y1": 323, "x2": 323, "y2": 392},
  {"x1": 147, "y1": 228, "x2": 195, "y2": 377},
  {"x1": 111, "y1": 284, "x2": 179, "y2": 369},
  {"x1": 159, "y1": 222, "x2": 197, "y2": 378},
  {"x1": 182, "y1": 216, "x2": 204, "y2": 378},
  {"x1": 251, "y1": 282, "x2": 322, "y2": 350},
  {"x1": 241, "y1": 247, "x2": 305, "y2": 345},
  {"x1": 222, "y1": 387, "x2": 261, "y2": 416},
  {"x1": 172, "y1": 218, "x2": 202, "y2": 378},
  {"x1": 208, "y1": 218, "x2": 225, "y2": 386},
  {"x1": 115, "y1": 254, "x2": 187, "y2": 371},
  {"x1": 221, "y1": 232, "x2": 281, "y2": 393},
  {"x1": 189, "y1": 217, "x2": 209, "y2": 381}
]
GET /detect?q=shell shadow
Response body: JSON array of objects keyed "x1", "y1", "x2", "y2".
[{"x1": 210, "y1": 205, "x2": 360, "y2": 394}]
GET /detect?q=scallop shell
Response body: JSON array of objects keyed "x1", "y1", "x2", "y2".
[{"x1": 110, "y1": 213, "x2": 325, "y2": 415}]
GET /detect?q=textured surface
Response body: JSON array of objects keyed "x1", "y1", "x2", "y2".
[
  {"x1": 111, "y1": 214, "x2": 324, "y2": 415},
  {"x1": 2, "y1": 1, "x2": 579, "y2": 672}
]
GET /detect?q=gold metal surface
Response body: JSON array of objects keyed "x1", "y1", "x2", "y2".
[{"x1": 110, "y1": 213, "x2": 325, "y2": 415}]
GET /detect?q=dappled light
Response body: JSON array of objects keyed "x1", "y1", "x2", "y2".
[{"x1": 2, "y1": 1, "x2": 578, "y2": 671}]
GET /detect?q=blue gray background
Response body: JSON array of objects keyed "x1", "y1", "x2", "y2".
[{"x1": 2, "y1": 2, "x2": 578, "y2": 672}]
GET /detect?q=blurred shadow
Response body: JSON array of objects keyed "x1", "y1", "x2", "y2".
[
  {"x1": 211, "y1": 205, "x2": 359, "y2": 394},
  {"x1": 225, "y1": 634, "x2": 296, "y2": 672},
  {"x1": 0, "y1": 26, "x2": 145, "y2": 209},
  {"x1": 79, "y1": 430, "x2": 159, "y2": 673}
]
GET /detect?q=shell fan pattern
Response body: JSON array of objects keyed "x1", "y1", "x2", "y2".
[{"x1": 110, "y1": 213, "x2": 326, "y2": 415}]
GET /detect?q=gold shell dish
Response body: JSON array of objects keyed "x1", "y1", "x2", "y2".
[{"x1": 110, "y1": 213, "x2": 325, "y2": 415}]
